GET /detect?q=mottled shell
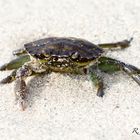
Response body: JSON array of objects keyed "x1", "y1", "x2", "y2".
[{"x1": 24, "y1": 37, "x2": 104, "y2": 62}]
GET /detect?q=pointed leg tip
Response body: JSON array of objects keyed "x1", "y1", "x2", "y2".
[
  {"x1": 124, "y1": 37, "x2": 133, "y2": 44},
  {"x1": 132, "y1": 75, "x2": 140, "y2": 86},
  {"x1": 0, "y1": 77, "x2": 13, "y2": 84},
  {"x1": 97, "y1": 90, "x2": 105, "y2": 97},
  {"x1": 18, "y1": 100, "x2": 27, "y2": 111},
  {"x1": 118, "y1": 37, "x2": 133, "y2": 49},
  {"x1": 129, "y1": 37, "x2": 133, "y2": 43},
  {"x1": 20, "y1": 105, "x2": 26, "y2": 111},
  {"x1": 15, "y1": 96, "x2": 27, "y2": 111},
  {"x1": 0, "y1": 80, "x2": 6, "y2": 85},
  {"x1": 0, "y1": 65, "x2": 6, "y2": 71}
]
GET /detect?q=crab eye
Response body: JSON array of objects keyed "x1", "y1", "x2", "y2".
[{"x1": 71, "y1": 52, "x2": 79, "y2": 59}]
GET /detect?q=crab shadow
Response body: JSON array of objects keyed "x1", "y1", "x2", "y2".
[
  {"x1": 26, "y1": 73, "x2": 50, "y2": 108},
  {"x1": 26, "y1": 71, "x2": 127, "y2": 108},
  {"x1": 26, "y1": 72, "x2": 89, "y2": 108}
]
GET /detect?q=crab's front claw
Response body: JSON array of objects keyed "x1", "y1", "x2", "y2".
[
  {"x1": 15, "y1": 95, "x2": 27, "y2": 111},
  {"x1": 14, "y1": 78, "x2": 28, "y2": 111},
  {"x1": 18, "y1": 98, "x2": 27, "y2": 111},
  {"x1": 14, "y1": 64, "x2": 33, "y2": 110}
]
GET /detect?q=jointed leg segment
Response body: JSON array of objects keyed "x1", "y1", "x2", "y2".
[
  {"x1": 88, "y1": 67, "x2": 105, "y2": 97},
  {"x1": 0, "y1": 55, "x2": 30, "y2": 71},
  {"x1": 89, "y1": 55, "x2": 140, "y2": 97},
  {"x1": 14, "y1": 64, "x2": 33, "y2": 110},
  {"x1": 98, "y1": 56, "x2": 140, "y2": 86},
  {"x1": 0, "y1": 55, "x2": 31, "y2": 85},
  {"x1": 0, "y1": 70, "x2": 17, "y2": 84},
  {"x1": 13, "y1": 48, "x2": 27, "y2": 56},
  {"x1": 98, "y1": 38, "x2": 133, "y2": 49}
]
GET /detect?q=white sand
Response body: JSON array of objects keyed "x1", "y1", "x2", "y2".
[{"x1": 0, "y1": 0, "x2": 140, "y2": 139}]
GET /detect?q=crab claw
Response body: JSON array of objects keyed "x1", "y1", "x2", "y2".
[
  {"x1": 18, "y1": 99, "x2": 27, "y2": 111},
  {"x1": 15, "y1": 96, "x2": 27, "y2": 111},
  {"x1": 14, "y1": 78, "x2": 28, "y2": 111}
]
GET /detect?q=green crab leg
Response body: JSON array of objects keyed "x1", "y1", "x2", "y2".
[
  {"x1": 98, "y1": 56, "x2": 140, "y2": 85},
  {"x1": 98, "y1": 38, "x2": 133, "y2": 49},
  {"x1": 0, "y1": 54, "x2": 30, "y2": 71},
  {"x1": 89, "y1": 68, "x2": 105, "y2": 97},
  {"x1": 0, "y1": 70, "x2": 17, "y2": 84},
  {"x1": 13, "y1": 48, "x2": 27, "y2": 56},
  {"x1": 0, "y1": 54, "x2": 30, "y2": 84}
]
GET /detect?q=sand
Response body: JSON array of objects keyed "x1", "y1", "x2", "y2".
[{"x1": 0, "y1": 0, "x2": 140, "y2": 139}]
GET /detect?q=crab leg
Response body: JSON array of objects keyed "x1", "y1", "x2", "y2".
[
  {"x1": 0, "y1": 55, "x2": 30, "y2": 71},
  {"x1": 0, "y1": 55, "x2": 30, "y2": 84},
  {"x1": 13, "y1": 48, "x2": 27, "y2": 56},
  {"x1": 14, "y1": 64, "x2": 33, "y2": 110},
  {"x1": 98, "y1": 56, "x2": 140, "y2": 85},
  {"x1": 0, "y1": 70, "x2": 17, "y2": 84},
  {"x1": 0, "y1": 70, "x2": 41, "y2": 84},
  {"x1": 14, "y1": 62, "x2": 50, "y2": 110},
  {"x1": 98, "y1": 38, "x2": 133, "y2": 49},
  {"x1": 88, "y1": 67, "x2": 105, "y2": 97}
]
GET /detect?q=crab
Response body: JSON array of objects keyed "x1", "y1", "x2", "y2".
[{"x1": 0, "y1": 37, "x2": 140, "y2": 110}]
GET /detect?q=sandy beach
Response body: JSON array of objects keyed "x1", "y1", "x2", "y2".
[{"x1": 0, "y1": 0, "x2": 140, "y2": 139}]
